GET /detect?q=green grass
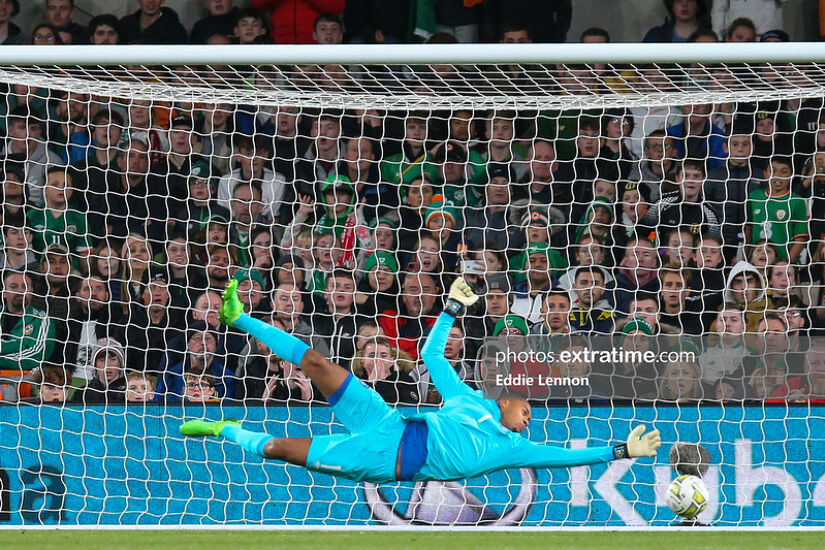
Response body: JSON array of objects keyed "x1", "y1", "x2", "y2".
[{"x1": 1, "y1": 530, "x2": 822, "y2": 550}]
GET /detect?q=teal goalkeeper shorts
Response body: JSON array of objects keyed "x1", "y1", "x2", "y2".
[{"x1": 305, "y1": 374, "x2": 406, "y2": 483}]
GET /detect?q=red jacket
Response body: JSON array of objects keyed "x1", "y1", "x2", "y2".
[
  {"x1": 252, "y1": 0, "x2": 345, "y2": 44},
  {"x1": 378, "y1": 309, "x2": 437, "y2": 362}
]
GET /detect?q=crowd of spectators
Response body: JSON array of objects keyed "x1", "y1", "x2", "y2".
[{"x1": 0, "y1": 0, "x2": 824, "y2": 407}]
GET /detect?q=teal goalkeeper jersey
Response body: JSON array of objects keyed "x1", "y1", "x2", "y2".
[{"x1": 407, "y1": 312, "x2": 616, "y2": 482}]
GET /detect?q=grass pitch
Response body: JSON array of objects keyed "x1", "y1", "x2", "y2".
[{"x1": 1, "y1": 530, "x2": 822, "y2": 550}]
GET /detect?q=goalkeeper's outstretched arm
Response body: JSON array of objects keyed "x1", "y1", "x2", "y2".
[
  {"x1": 513, "y1": 425, "x2": 662, "y2": 469},
  {"x1": 421, "y1": 278, "x2": 480, "y2": 401}
]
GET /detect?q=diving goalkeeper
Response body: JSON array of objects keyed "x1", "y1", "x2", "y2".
[{"x1": 180, "y1": 278, "x2": 661, "y2": 482}]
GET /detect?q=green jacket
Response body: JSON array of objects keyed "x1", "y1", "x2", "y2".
[{"x1": 0, "y1": 305, "x2": 56, "y2": 371}]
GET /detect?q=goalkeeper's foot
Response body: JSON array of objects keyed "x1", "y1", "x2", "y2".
[
  {"x1": 180, "y1": 419, "x2": 240, "y2": 438},
  {"x1": 218, "y1": 279, "x2": 243, "y2": 326}
]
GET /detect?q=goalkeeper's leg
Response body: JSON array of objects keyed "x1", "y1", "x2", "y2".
[
  {"x1": 179, "y1": 419, "x2": 311, "y2": 465},
  {"x1": 219, "y1": 280, "x2": 348, "y2": 397}
]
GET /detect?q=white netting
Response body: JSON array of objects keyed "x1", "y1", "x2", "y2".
[{"x1": 0, "y1": 54, "x2": 822, "y2": 528}]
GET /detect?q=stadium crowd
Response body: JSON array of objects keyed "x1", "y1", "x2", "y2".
[{"x1": 0, "y1": 0, "x2": 824, "y2": 406}]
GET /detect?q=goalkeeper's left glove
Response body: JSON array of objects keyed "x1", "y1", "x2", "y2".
[
  {"x1": 444, "y1": 277, "x2": 479, "y2": 316},
  {"x1": 613, "y1": 425, "x2": 661, "y2": 459}
]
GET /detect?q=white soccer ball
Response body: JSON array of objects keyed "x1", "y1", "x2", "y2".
[{"x1": 666, "y1": 474, "x2": 709, "y2": 519}]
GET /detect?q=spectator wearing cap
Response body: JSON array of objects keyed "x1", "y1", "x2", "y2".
[
  {"x1": 2, "y1": 106, "x2": 63, "y2": 207},
  {"x1": 354, "y1": 216, "x2": 398, "y2": 276},
  {"x1": 234, "y1": 267, "x2": 270, "y2": 315},
  {"x1": 0, "y1": 270, "x2": 56, "y2": 372},
  {"x1": 117, "y1": 265, "x2": 186, "y2": 374},
  {"x1": 463, "y1": 163, "x2": 525, "y2": 251},
  {"x1": 712, "y1": 0, "x2": 784, "y2": 37},
  {"x1": 119, "y1": 0, "x2": 188, "y2": 44},
  {"x1": 643, "y1": 0, "x2": 711, "y2": 43},
  {"x1": 493, "y1": 315, "x2": 529, "y2": 337},
  {"x1": 153, "y1": 114, "x2": 206, "y2": 216},
  {"x1": 45, "y1": 0, "x2": 88, "y2": 45},
  {"x1": 432, "y1": 140, "x2": 485, "y2": 208},
  {"x1": 158, "y1": 321, "x2": 234, "y2": 402},
  {"x1": 217, "y1": 135, "x2": 286, "y2": 223},
  {"x1": 510, "y1": 243, "x2": 567, "y2": 324},
  {"x1": 71, "y1": 337, "x2": 127, "y2": 405},
  {"x1": 759, "y1": 28, "x2": 789, "y2": 42},
  {"x1": 191, "y1": 0, "x2": 239, "y2": 43},
  {"x1": 569, "y1": 266, "x2": 615, "y2": 334},
  {"x1": 0, "y1": 212, "x2": 37, "y2": 273},
  {"x1": 0, "y1": 0, "x2": 24, "y2": 45},
  {"x1": 355, "y1": 251, "x2": 400, "y2": 317},
  {"x1": 172, "y1": 159, "x2": 231, "y2": 238},
  {"x1": 747, "y1": 106, "x2": 794, "y2": 174},
  {"x1": 381, "y1": 112, "x2": 440, "y2": 186},
  {"x1": 315, "y1": 174, "x2": 355, "y2": 237},
  {"x1": 27, "y1": 167, "x2": 92, "y2": 268},
  {"x1": 481, "y1": 111, "x2": 528, "y2": 182},
  {"x1": 93, "y1": 138, "x2": 167, "y2": 243},
  {"x1": 424, "y1": 194, "x2": 462, "y2": 253},
  {"x1": 88, "y1": 13, "x2": 119, "y2": 44}
]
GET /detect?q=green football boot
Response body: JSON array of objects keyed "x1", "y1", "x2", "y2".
[
  {"x1": 179, "y1": 419, "x2": 240, "y2": 438},
  {"x1": 218, "y1": 279, "x2": 243, "y2": 326}
]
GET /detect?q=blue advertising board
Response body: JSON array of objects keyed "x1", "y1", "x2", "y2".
[{"x1": 0, "y1": 404, "x2": 823, "y2": 526}]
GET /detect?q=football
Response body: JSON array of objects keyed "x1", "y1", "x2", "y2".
[{"x1": 666, "y1": 474, "x2": 709, "y2": 519}]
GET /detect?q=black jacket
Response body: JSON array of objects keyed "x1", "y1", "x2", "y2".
[
  {"x1": 190, "y1": 9, "x2": 238, "y2": 43},
  {"x1": 119, "y1": 7, "x2": 188, "y2": 45},
  {"x1": 71, "y1": 376, "x2": 126, "y2": 405}
]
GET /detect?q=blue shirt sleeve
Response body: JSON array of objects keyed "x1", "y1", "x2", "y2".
[
  {"x1": 421, "y1": 312, "x2": 475, "y2": 401},
  {"x1": 512, "y1": 436, "x2": 615, "y2": 468}
]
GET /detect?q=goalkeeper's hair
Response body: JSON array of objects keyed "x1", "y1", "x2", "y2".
[{"x1": 496, "y1": 389, "x2": 528, "y2": 402}]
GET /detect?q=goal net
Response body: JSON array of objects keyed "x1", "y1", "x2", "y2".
[{"x1": 0, "y1": 44, "x2": 823, "y2": 527}]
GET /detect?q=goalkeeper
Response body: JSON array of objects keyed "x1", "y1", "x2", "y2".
[{"x1": 180, "y1": 278, "x2": 661, "y2": 482}]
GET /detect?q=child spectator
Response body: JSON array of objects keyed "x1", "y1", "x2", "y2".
[
  {"x1": 0, "y1": 212, "x2": 37, "y2": 272},
  {"x1": 234, "y1": 7, "x2": 267, "y2": 44},
  {"x1": 126, "y1": 371, "x2": 156, "y2": 402},
  {"x1": 712, "y1": 0, "x2": 784, "y2": 37},
  {"x1": 182, "y1": 372, "x2": 219, "y2": 403},
  {"x1": 71, "y1": 337, "x2": 126, "y2": 405},
  {"x1": 659, "y1": 264, "x2": 702, "y2": 334},
  {"x1": 3, "y1": 106, "x2": 63, "y2": 207},
  {"x1": 313, "y1": 13, "x2": 343, "y2": 44},
  {"x1": 723, "y1": 260, "x2": 771, "y2": 333},
  {"x1": 746, "y1": 156, "x2": 808, "y2": 262},
  {"x1": 36, "y1": 367, "x2": 69, "y2": 404},
  {"x1": 351, "y1": 336, "x2": 418, "y2": 404}
]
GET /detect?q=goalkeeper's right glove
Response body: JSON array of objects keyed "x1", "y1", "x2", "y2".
[
  {"x1": 444, "y1": 277, "x2": 479, "y2": 316},
  {"x1": 613, "y1": 425, "x2": 661, "y2": 459}
]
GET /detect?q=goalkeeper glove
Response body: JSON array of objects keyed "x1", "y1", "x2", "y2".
[
  {"x1": 444, "y1": 277, "x2": 479, "y2": 316},
  {"x1": 613, "y1": 425, "x2": 661, "y2": 459}
]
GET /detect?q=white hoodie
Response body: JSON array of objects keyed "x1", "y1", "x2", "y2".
[
  {"x1": 711, "y1": 0, "x2": 786, "y2": 37},
  {"x1": 723, "y1": 261, "x2": 766, "y2": 304}
]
